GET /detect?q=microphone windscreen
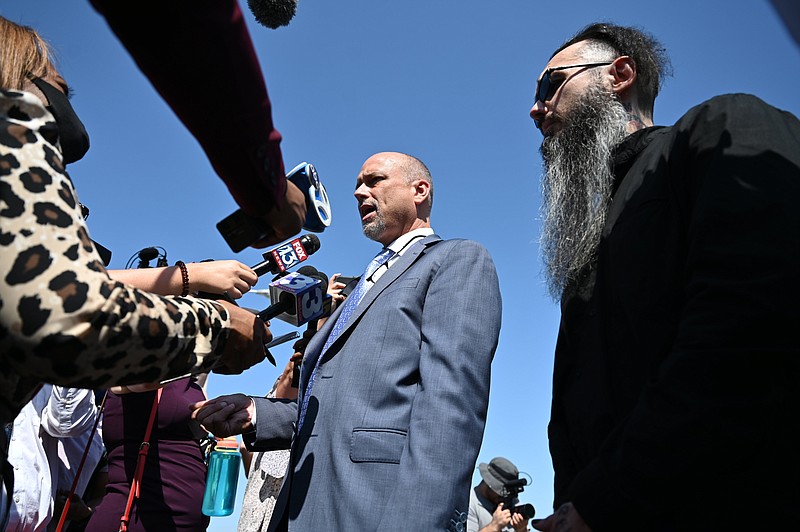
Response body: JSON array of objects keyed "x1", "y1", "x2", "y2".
[
  {"x1": 302, "y1": 234, "x2": 321, "y2": 255},
  {"x1": 297, "y1": 265, "x2": 329, "y2": 289},
  {"x1": 138, "y1": 247, "x2": 159, "y2": 261},
  {"x1": 247, "y1": 0, "x2": 297, "y2": 29}
]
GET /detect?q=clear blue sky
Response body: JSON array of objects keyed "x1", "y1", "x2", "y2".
[{"x1": 3, "y1": 1, "x2": 798, "y2": 527}]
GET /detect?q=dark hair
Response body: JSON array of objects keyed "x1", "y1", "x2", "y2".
[{"x1": 553, "y1": 22, "x2": 672, "y2": 114}]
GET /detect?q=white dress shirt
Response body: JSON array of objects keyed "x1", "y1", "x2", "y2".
[
  {"x1": 6, "y1": 386, "x2": 100, "y2": 532},
  {"x1": 367, "y1": 227, "x2": 434, "y2": 288}
]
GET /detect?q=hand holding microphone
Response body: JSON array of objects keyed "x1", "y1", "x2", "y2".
[{"x1": 218, "y1": 162, "x2": 331, "y2": 252}]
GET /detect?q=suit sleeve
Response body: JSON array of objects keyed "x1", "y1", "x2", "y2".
[
  {"x1": 243, "y1": 397, "x2": 298, "y2": 452},
  {"x1": 569, "y1": 95, "x2": 800, "y2": 529},
  {"x1": 89, "y1": 0, "x2": 286, "y2": 216},
  {"x1": 377, "y1": 240, "x2": 502, "y2": 530}
]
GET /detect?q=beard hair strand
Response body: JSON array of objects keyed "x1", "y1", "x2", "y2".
[{"x1": 539, "y1": 82, "x2": 631, "y2": 300}]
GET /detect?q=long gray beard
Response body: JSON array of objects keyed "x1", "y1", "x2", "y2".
[{"x1": 539, "y1": 85, "x2": 630, "y2": 300}]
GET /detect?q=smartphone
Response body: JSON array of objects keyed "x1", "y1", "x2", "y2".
[
  {"x1": 216, "y1": 209, "x2": 272, "y2": 253},
  {"x1": 337, "y1": 275, "x2": 360, "y2": 297}
]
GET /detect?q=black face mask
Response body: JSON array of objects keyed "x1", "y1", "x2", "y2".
[{"x1": 30, "y1": 77, "x2": 90, "y2": 164}]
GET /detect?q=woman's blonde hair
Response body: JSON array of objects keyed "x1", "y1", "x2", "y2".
[{"x1": 0, "y1": 16, "x2": 55, "y2": 90}]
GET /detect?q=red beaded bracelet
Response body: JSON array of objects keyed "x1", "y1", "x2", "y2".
[{"x1": 175, "y1": 261, "x2": 190, "y2": 296}]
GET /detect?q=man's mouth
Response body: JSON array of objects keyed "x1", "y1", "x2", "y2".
[{"x1": 359, "y1": 202, "x2": 377, "y2": 222}]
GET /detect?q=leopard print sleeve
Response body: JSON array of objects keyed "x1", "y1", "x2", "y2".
[{"x1": 0, "y1": 90, "x2": 231, "y2": 421}]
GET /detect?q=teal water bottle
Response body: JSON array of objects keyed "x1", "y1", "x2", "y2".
[{"x1": 201, "y1": 437, "x2": 242, "y2": 516}]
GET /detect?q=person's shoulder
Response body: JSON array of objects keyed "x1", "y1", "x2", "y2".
[
  {"x1": 678, "y1": 93, "x2": 798, "y2": 128},
  {"x1": 439, "y1": 237, "x2": 488, "y2": 250},
  {"x1": 433, "y1": 238, "x2": 494, "y2": 259}
]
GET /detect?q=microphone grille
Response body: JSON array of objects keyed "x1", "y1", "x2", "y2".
[
  {"x1": 247, "y1": 0, "x2": 298, "y2": 29},
  {"x1": 302, "y1": 233, "x2": 321, "y2": 254},
  {"x1": 297, "y1": 265, "x2": 328, "y2": 288}
]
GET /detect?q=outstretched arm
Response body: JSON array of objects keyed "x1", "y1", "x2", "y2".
[
  {"x1": 110, "y1": 260, "x2": 258, "y2": 299},
  {"x1": 89, "y1": 0, "x2": 305, "y2": 246}
]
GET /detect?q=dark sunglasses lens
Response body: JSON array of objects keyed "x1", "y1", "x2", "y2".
[{"x1": 537, "y1": 73, "x2": 551, "y2": 103}]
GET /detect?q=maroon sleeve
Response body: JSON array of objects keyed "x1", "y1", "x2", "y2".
[{"x1": 90, "y1": 0, "x2": 286, "y2": 216}]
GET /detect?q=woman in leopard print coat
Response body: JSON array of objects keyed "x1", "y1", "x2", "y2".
[{"x1": 0, "y1": 17, "x2": 270, "y2": 431}]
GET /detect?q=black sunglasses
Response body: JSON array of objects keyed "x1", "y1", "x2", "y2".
[{"x1": 535, "y1": 61, "x2": 614, "y2": 104}]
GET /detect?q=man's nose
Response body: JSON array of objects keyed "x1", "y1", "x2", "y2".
[{"x1": 530, "y1": 99, "x2": 546, "y2": 127}]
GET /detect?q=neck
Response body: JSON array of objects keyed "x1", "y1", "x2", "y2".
[{"x1": 622, "y1": 101, "x2": 653, "y2": 133}]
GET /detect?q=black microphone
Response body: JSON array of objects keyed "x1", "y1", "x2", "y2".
[
  {"x1": 247, "y1": 0, "x2": 297, "y2": 29},
  {"x1": 251, "y1": 234, "x2": 321, "y2": 276},
  {"x1": 137, "y1": 247, "x2": 159, "y2": 268}
]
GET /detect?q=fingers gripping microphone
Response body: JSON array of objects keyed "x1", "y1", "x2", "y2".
[
  {"x1": 251, "y1": 234, "x2": 320, "y2": 276},
  {"x1": 247, "y1": 0, "x2": 297, "y2": 29}
]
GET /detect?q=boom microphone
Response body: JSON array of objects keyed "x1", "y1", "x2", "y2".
[
  {"x1": 247, "y1": 0, "x2": 297, "y2": 29},
  {"x1": 252, "y1": 234, "x2": 321, "y2": 276}
]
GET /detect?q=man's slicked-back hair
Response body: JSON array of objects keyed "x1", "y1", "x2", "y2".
[{"x1": 553, "y1": 22, "x2": 672, "y2": 115}]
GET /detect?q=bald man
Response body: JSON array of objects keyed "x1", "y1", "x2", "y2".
[{"x1": 194, "y1": 152, "x2": 502, "y2": 531}]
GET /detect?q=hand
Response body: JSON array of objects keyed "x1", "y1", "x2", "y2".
[
  {"x1": 190, "y1": 393, "x2": 255, "y2": 437},
  {"x1": 274, "y1": 352, "x2": 302, "y2": 400},
  {"x1": 327, "y1": 273, "x2": 347, "y2": 311},
  {"x1": 511, "y1": 510, "x2": 530, "y2": 532},
  {"x1": 489, "y1": 502, "x2": 513, "y2": 531},
  {"x1": 253, "y1": 180, "x2": 307, "y2": 248},
  {"x1": 532, "y1": 503, "x2": 591, "y2": 532},
  {"x1": 188, "y1": 260, "x2": 257, "y2": 299},
  {"x1": 214, "y1": 301, "x2": 272, "y2": 374}
]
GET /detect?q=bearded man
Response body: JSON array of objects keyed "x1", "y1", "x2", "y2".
[{"x1": 529, "y1": 23, "x2": 800, "y2": 532}]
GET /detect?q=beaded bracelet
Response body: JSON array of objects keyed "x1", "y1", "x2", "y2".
[{"x1": 175, "y1": 261, "x2": 190, "y2": 296}]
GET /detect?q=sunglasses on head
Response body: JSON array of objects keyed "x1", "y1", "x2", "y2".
[{"x1": 535, "y1": 61, "x2": 614, "y2": 104}]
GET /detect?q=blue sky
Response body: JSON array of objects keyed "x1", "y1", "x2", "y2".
[{"x1": 3, "y1": 0, "x2": 799, "y2": 527}]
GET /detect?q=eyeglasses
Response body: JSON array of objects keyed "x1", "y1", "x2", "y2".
[{"x1": 535, "y1": 61, "x2": 613, "y2": 104}]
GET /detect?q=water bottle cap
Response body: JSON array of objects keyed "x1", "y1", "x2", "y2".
[{"x1": 214, "y1": 437, "x2": 239, "y2": 450}]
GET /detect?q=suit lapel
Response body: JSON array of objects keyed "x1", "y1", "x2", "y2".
[{"x1": 299, "y1": 234, "x2": 442, "y2": 391}]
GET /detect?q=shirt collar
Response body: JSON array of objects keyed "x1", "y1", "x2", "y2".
[{"x1": 385, "y1": 227, "x2": 434, "y2": 256}]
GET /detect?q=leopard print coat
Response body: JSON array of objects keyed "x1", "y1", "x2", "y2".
[{"x1": 0, "y1": 90, "x2": 231, "y2": 424}]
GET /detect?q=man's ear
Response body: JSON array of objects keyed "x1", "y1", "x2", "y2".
[
  {"x1": 609, "y1": 55, "x2": 636, "y2": 97},
  {"x1": 412, "y1": 179, "x2": 431, "y2": 206}
]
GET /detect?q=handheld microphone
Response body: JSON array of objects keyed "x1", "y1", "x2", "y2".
[
  {"x1": 292, "y1": 266, "x2": 330, "y2": 387},
  {"x1": 296, "y1": 266, "x2": 332, "y2": 326},
  {"x1": 251, "y1": 234, "x2": 321, "y2": 276},
  {"x1": 247, "y1": 0, "x2": 297, "y2": 29},
  {"x1": 217, "y1": 162, "x2": 331, "y2": 252},
  {"x1": 258, "y1": 272, "x2": 327, "y2": 326}
]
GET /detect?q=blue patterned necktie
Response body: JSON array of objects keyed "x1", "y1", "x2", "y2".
[{"x1": 297, "y1": 247, "x2": 395, "y2": 430}]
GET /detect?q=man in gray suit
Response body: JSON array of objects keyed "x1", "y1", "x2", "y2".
[{"x1": 192, "y1": 152, "x2": 502, "y2": 531}]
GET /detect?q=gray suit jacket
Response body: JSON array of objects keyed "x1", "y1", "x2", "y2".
[{"x1": 246, "y1": 235, "x2": 502, "y2": 531}]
